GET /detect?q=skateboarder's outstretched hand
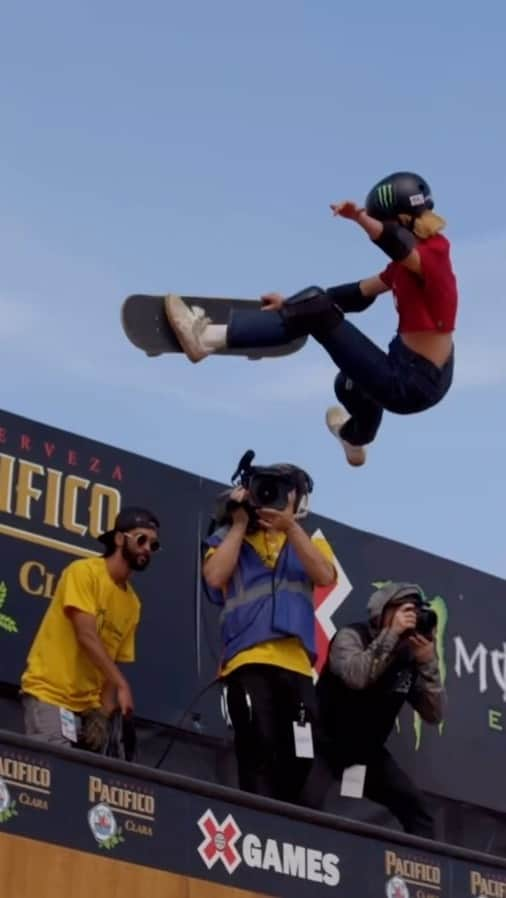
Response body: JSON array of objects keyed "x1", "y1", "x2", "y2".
[
  {"x1": 330, "y1": 200, "x2": 364, "y2": 221},
  {"x1": 261, "y1": 292, "x2": 285, "y2": 311}
]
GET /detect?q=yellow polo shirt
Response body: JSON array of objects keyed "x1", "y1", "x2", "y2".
[
  {"x1": 206, "y1": 530, "x2": 336, "y2": 679},
  {"x1": 21, "y1": 556, "x2": 140, "y2": 712}
]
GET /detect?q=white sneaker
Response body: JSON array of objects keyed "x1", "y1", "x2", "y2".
[
  {"x1": 325, "y1": 406, "x2": 367, "y2": 467},
  {"x1": 164, "y1": 294, "x2": 211, "y2": 363}
]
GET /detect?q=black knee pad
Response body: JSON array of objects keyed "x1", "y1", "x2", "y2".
[{"x1": 280, "y1": 286, "x2": 343, "y2": 339}]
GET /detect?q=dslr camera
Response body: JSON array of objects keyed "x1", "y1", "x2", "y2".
[
  {"x1": 414, "y1": 602, "x2": 438, "y2": 638},
  {"x1": 212, "y1": 450, "x2": 313, "y2": 532},
  {"x1": 397, "y1": 592, "x2": 438, "y2": 638}
]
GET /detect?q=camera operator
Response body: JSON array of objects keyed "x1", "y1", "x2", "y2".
[
  {"x1": 203, "y1": 453, "x2": 336, "y2": 804},
  {"x1": 307, "y1": 582, "x2": 446, "y2": 837}
]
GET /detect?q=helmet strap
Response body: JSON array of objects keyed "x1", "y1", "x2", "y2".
[{"x1": 398, "y1": 213, "x2": 416, "y2": 232}]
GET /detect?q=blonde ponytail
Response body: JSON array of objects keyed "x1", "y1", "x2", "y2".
[{"x1": 399, "y1": 210, "x2": 447, "y2": 239}]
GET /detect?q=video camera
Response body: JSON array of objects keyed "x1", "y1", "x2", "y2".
[{"x1": 212, "y1": 450, "x2": 313, "y2": 532}]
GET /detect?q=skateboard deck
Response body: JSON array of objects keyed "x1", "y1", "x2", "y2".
[{"x1": 121, "y1": 294, "x2": 307, "y2": 360}]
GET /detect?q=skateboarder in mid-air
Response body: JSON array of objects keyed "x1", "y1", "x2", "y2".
[{"x1": 165, "y1": 172, "x2": 458, "y2": 467}]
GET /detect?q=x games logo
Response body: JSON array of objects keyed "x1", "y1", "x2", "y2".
[{"x1": 198, "y1": 810, "x2": 242, "y2": 874}]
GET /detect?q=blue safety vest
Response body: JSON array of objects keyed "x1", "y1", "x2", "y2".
[{"x1": 204, "y1": 526, "x2": 316, "y2": 665}]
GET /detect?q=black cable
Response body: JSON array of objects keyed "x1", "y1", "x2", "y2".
[
  {"x1": 153, "y1": 676, "x2": 221, "y2": 769},
  {"x1": 154, "y1": 532, "x2": 268, "y2": 770}
]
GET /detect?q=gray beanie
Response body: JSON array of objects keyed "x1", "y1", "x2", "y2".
[{"x1": 367, "y1": 582, "x2": 424, "y2": 623}]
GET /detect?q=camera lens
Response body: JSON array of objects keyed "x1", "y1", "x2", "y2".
[
  {"x1": 255, "y1": 477, "x2": 279, "y2": 506},
  {"x1": 416, "y1": 606, "x2": 438, "y2": 636},
  {"x1": 249, "y1": 474, "x2": 290, "y2": 509}
]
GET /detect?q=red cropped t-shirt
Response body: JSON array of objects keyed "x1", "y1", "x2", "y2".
[{"x1": 379, "y1": 234, "x2": 458, "y2": 333}]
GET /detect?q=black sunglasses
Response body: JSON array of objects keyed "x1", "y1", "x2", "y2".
[{"x1": 124, "y1": 532, "x2": 161, "y2": 553}]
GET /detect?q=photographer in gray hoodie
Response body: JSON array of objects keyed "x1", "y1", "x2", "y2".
[{"x1": 306, "y1": 582, "x2": 446, "y2": 837}]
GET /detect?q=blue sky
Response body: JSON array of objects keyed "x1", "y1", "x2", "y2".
[{"x1": 1, "y1": 1, "x2": 505, "y2": 577}]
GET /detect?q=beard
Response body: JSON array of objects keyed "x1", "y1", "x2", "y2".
[{"x1": 121, "y1": 541, "x2": 151, "y2": 572}]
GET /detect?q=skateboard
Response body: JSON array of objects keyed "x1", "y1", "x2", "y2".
[{"x1": 121, "y1": 294, "x2": 307, "y2": 360}]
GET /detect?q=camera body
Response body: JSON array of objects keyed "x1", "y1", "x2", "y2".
[
  {"x1": 388, "y1": 591, "x2": 438, "y2": 639},
  {"x1": 414, "y1": 603, "x2": 438, "y2": 637},
  {"x1": 224, "y1": 469, "x2": 295, "y2": 530},
  {"x1": 245, "y1": 468, "x2": 296, "y2": 509},
  {"x1": 211, "y1": 450, "x2": 313, "y2": 533}
]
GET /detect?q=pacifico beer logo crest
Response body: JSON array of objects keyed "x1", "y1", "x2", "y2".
[
  {"x1": 386, "y1": 877, "x2": 410, "y2": 898},
  {"x1": 88, "y1": 803, "x2": 121, "y2": 849},
  {"x1": 0, "y1": 777, "x2": 16, "y2": 823},
  {"x1": 87, "y1": 775, "x2": 156, "y2": 851}
]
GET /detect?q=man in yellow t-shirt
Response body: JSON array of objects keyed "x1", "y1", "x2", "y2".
[
  {"x1": 21, "y1": 506, "x2": 160, "y2": 752},
  {"x1": 203, "y1": 459, "x2": 336, "y2": 804}
]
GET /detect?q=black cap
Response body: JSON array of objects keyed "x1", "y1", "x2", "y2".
[{"x1": 98, "y1": 506, "x2": 160, "y2": 546}]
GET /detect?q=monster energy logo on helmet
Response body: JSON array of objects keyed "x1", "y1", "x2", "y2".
[{"x1": 376, "y1": 182, "x2": 394, "y2": 210}]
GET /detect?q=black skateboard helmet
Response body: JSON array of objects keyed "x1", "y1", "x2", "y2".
[{"x1": 365, "y1": 172, "x2": 434, "y2": 221}]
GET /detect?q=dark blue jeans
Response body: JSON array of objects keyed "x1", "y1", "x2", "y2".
[{"x1": 228, "y1": 310, "x2": 454, "y2": 445}]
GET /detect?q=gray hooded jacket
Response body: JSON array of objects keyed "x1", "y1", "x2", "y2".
[{"x1": 327, "y1": 582, "x2": 446, "y2": 724}]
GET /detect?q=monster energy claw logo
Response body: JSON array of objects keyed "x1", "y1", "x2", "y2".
[{"x1": 377, "y1": 183, "x2": 394, "y2": 209}]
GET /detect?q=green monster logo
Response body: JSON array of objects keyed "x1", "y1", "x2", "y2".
[
  {"x1": 0, "y1": 582, "x2": 18, "y2": 634},
  {"x1": 372, "y1": 582, "x2": 448, "y2": 750},
  {"x1": 376, "y1": 183, "x2": 394, "y2": 210}
]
